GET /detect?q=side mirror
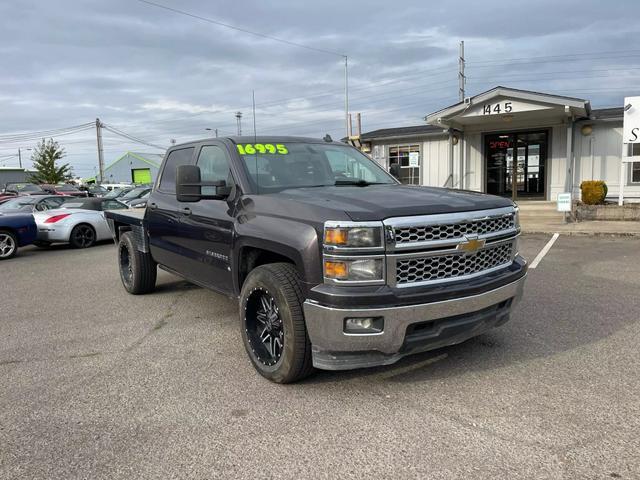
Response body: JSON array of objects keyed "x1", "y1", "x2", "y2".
[
  {"x1": 176, "y1": 165, "x2": 230, "y2": 202},
  {"x1": 389, "y1": 163, "x2": 401, "y2": 180}
]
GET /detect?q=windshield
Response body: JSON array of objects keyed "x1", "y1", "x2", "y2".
[
  {"x1": 121, "y1": 188, "x2": 147, "y2": 199},
  {"x1": 8, "y1": 183, "x2": 43, "y2": 193},
  {"x1": 56, "y1": 184, "x2": 79, "y2": 191},
  {"x1": 0, "y1": 197, "x2": 36, "y2": 210},
  {"x1": 104, "y1": 188, "x2": 124, "y2": 198},
  {"x1": 237, "y1": 142, "x2": 396, "y2": 193}
]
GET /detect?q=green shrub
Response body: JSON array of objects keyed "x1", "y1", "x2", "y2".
[{"x1": 580, "y1": 180, "x2": 607, "y2": 205}]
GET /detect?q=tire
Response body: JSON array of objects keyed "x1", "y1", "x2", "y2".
[
  {"x1": 69, "y1": 224, "x2": 96, "y2": 249},
  {"x1": 0, "y1": 230, "x2": 18, "y2": 260},
  {"x1": 118, "y1": 231, "x2": 157, "y2": 294},
  {"x1": 240, "y1": 263, "x2": 314, "y2": 383},
  {"x1": 33, "y1": 240, "x2": 52, "y2": 248}
]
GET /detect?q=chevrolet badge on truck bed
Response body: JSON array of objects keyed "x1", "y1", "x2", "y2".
[{"x1": 106, "y1": 136, "x2": 527, "y2": 383}]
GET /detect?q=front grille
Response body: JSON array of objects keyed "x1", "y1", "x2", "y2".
[
  {"x1": 396, "y1": 242, "x2": 513, "y2": 285},
  {"x1": 394, "y1": 214, "x2": 515, "y2": 244}
]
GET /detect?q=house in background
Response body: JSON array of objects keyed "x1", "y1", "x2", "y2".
[
  {"x1": 0, "y1": 167, "x2": 38, "y2": 188},
  {"x1": 361, "y1": 86, "x2": 639, "y2": 202},
  {"x1": 87, "y1": 151, "x2": 164, "y2": 184}
]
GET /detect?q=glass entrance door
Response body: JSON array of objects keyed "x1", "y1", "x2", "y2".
[{"x1": 485, "y1": 131, "x2": 547, "y2": 199}]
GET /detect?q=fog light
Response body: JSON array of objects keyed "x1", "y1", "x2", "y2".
[{"x1": 344, "y1": 317, "x2": 384, "y2": 334}]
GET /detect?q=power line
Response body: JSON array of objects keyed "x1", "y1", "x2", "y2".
[
  {"x1": 0, "y1": 123, "x2": 94, "y2": 143},
  {"x1": 468, "y1": 49, "x2": 640, "y2": 65},
  {"x1": 134, "y1": 0, "x2": 346, "y2": 58},
  {"x1": 102, "y1": 124, "x2": 167, "y2": 150}
]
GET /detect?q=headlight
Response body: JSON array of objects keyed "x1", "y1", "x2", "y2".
[
  {"x1": 324, "y1": 257, "x2": 384, "y2": 284},
  {"x1": 323, "y1": 221, "x2": 383, "y2": 250}
]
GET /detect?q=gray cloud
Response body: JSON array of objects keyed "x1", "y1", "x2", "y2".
[{"x1": 1, "y1": 0, "x2": 639, "y2": 176}]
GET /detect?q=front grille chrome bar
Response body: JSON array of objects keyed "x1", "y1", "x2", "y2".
[
  {"x1": 384, "y1": 206, "x2": 517, "y2": 252},
  {"x1": 383, "y1": 206, "x2": 518, "y2": 288}
]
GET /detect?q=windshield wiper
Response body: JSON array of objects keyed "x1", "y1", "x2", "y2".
[{"x1": 334, "y1": 179, "x2": 385, "y2": 187}]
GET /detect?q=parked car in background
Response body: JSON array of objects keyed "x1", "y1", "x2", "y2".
[
  {"x1": 0, "y1": 212, "x2": 37, "y2": 260},
  {"x1": 3, "y1": 183, "x2": 47, "y2": 196},
  {"x1": 118, "y1": 186, "x2": 152, "y2": 205},
  {"x1": 0, "y1": 192, "x2": 18, "y2": 203},
  {"x1": 84, "y1": 185, "x2": 108, "y2": 197},
  {"x1": 33, "y1": 197, "x2": 128, "y2": 248},
  {"x1": 41, "y1": 184, "x2": 88, "y2": 197},
  {"x1": 127, "y1": 191, "x2": 150, "y2": 209},
  {"x1": 101, "y1": 183, "x2": 131, "y2": 191},
  {"x1": 0, "y1": 195, "x2": 67, "y2": 213},
  {"x1": 103, "y1": 187, "x2": 135, "y2": 199}
]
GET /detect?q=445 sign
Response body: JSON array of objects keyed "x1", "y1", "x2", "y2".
[{"x1": 482, "y1": 101, "x2": 513, "y2": 115}]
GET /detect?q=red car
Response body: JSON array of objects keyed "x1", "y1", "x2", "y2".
[{"x1": 40, "y1": 184, "x2": 88, "y2": 197}]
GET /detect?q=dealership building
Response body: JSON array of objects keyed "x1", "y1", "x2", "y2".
[{"x1": 362, "y1": 86, "x2": 639, "y2": 202}]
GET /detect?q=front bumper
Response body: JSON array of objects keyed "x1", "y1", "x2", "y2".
[{"x1": 303, "y1": 273, "x2": 526, "y2": 370}]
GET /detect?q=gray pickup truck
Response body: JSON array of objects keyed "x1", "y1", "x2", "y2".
[{"x1": 106, "y1": 136, "x2": 527, "y2": 383}]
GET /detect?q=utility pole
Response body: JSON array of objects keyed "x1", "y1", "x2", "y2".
[
  {"x1": 18, "y1": 148, "x2": 23, "y2": 169},
  {"x1": 95, "y1": 118, "x2": 105, "y2": 184},
  {"x1": 458, "y1": 41, "x2": 466, "y2": 102},
  {"x1": 344, "y1": 56, "x2": 349, "y2": 139},
  {"x1": 235, "y1": 112, "x2": 243, "y2": 136}
]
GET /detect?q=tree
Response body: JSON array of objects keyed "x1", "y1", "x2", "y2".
[{"x1": 29, "y1": 138, "x2": 72, "y2": 184}]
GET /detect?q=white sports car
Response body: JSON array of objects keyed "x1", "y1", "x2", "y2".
[{"x1": 33, "y1": 197, "x2": 128, "y2": 248}]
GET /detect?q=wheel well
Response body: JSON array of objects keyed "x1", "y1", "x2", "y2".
[
  {"x1": 0, "y1": 227, "x2": 16, "y2": 236},
  {"x1": 238, "y1": 247, "x2": 295, "y2": 290},
  {"x1": 72, "y1": 222, "x2": 96, "y2": 233}
]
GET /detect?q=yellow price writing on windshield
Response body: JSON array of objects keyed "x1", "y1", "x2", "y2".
[{"x1": 236, "y1": 143, "x2": 288, "y2": 155}]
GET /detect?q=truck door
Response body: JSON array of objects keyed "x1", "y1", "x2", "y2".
[
  {"x1": 180, "y1": 144, "x2": 235, "y2": 293},
  {"x1": 146, "y1": 146, "x2": 195, "y2": 273}
]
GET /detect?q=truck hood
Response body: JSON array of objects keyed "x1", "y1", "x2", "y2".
[{"x1": 270, "y1": 184, "x2": 514, "y2": 221}]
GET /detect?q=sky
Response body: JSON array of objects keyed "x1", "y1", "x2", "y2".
[{"x1": 1, "y1": 0, "x2": 639, "y2": 178}]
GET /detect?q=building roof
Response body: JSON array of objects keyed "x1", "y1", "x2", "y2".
[
  {"x1": 105, "y1": 151, "x2": 163, "y2": 171},
  {"x1": 591, "y1": 107, "x2": 623, "y2": 120},
  {"x1": 426, "y1": 86, "x2": 591, "y2": 125},
  {"x1": 360, "y1": 125, "x2": 444, "y2": 141}
]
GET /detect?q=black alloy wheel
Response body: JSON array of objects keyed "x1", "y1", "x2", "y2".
[
  {"x1": 239, "y1": 263, "x2": 314, "y2": 383},
  {"x1": 70, "y1": 224, "x2": 96, "y2": 248},
  {"x1": 117, "y1": 231, "x2": 157, "y2": 294},
  {"x1": 245, "y1": 288, "x2": 285, "y2": 366},
  {"x1": 119, "y1": 242, "x2": 133, "y2": 287}
]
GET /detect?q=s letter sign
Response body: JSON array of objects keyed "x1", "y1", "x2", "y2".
[{"x1": 623, "y1": 96, "x2": 640, "y2": 144}]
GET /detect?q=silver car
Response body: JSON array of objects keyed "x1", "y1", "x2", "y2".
[{"x1": 33, "y1": 197, "x2": 128, "y2": 248}]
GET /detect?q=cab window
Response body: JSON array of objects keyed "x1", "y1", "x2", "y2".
[
  {"x1": 159, "y1": 147, "x2": 195, "y2": 193},
  {"x1": 197, "y1": 145, "x2": 233, "y2": 196}
]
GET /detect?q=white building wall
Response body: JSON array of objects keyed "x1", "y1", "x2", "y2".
[
  {"x1": 366, "y1": 118, "x2": 636, "y2": 202},
  {"x1": 464, "y1": 133, "x2": 483, "y2": 192},
  {"x1": 573, "y1": 122, "x2": 640, "y2": 200},
  {"x1": 422, "y1": 135, "x2": 452, "y2": 187},
  {"x1": 549, "y1": 124, "x2": 568, "y2": 202}
]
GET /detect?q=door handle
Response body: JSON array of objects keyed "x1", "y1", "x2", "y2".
[
  {"x1": 148, "y1": 202, "x2": 157, "y2": 210},
  {"x1": 182, "y1": 207, "x2": 192, "y2": 215}
]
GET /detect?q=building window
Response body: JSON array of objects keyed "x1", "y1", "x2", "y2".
[
  {"x1": 631, "y1": 144, "x2": 640, "y2": 184},
  {"x1": 388, "y1": 145, "x2": 420, "y2": 185}
]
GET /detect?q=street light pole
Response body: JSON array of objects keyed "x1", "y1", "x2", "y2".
[
  {"x1": 205, "y1": 128, "x2": 218, "y2": 137},
  {"x1": 17, "y1": 148, "x2": 31, "y2": 169}
]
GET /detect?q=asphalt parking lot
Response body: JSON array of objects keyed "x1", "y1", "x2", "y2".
[{"x1": 1, "y1": 234, "x2": 639, "y2": 479}]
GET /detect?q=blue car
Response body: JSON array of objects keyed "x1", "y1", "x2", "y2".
[{"x1": 0, "y1": 212, "x2": 37, "y2": 260}]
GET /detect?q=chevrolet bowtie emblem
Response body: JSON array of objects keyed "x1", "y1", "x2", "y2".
[{"x1": 457, "y1": 236, "x2": 486, "y2": 254}]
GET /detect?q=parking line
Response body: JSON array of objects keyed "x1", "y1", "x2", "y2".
[{"x1": 530, "y1": 233, "x2": 560, "y2": 269}]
